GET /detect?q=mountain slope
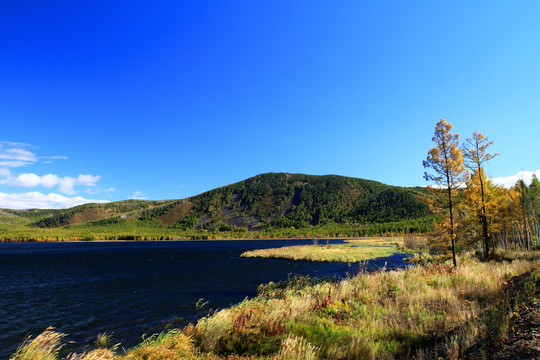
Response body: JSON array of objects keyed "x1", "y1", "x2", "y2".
[{"x1": 17, "y1": 173, "x2": 430, "y2": 232}]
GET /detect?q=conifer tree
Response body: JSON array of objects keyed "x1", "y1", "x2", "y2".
[
  {"x1": 529, "y1": 175, "x2": 540, "y2": 248},
  {"x1": 460, "y1": 169, "x2": 504, "y2": 253},
  {"x1": 529, "y1": 174, "x2": 540, "y2": 221},
  {"x1": 493, "y1": 186, "x2": 513, "y2": 250},
  {"x1": 423, "y1": 118, "x2": 467, "y2": 266},
  {"x1": 462, "y1": 131, "x2": 498, "y2": 259},
  {"x1": 515, "y1": 180, "x2": 532, "y2": 250}
]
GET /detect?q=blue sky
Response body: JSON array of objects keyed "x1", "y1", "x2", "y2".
[{"x1": 1, "y1": 1, "x2": 539, "y2": 209}]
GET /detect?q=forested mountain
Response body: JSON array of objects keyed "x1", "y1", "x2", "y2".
[{"x1": 4, "y1": 173, "x2": 430, "y2": 234}]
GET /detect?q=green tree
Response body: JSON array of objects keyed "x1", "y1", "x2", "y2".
[
  {"x1": 511, "y1": 178, "x2": 540, "y2": 250},
  {"x1": 515, "y1": 180, "x2": 532, "y2": 249},
  {"x1": 423, "y1": 118, "x2": 467, "y2": 266},
  {"x1": 529, "y1": 174, "x2": 540, "y2": 221},
  {"x1": 462, "y1": 131, "x2": 499, "y2": 259}
]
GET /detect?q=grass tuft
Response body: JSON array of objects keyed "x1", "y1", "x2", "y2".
[
  {"x1": 10, "y1": 327, "x2": 66, "y2": 360},
  {"x1": 122, "y1": 329, "x2": 195, "y2": 360},
  {"x1": 274, "y1": 335, "x2": 319, "y2": 360},
  {"x1": 66, "y1": 348, "x2": 116, "y2": 360},
  {"x1": 94, "y1": 333, "x2": 112, "y2": 348}
]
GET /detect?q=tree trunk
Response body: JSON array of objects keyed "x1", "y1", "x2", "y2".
[
  {"x1": 448, "y1": 182, "x2": 457, "y2": 267},
  {"x1": 478, "y1": 168, "x2": 490, "y2": 259}
]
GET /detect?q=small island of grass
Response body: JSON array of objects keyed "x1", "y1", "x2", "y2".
[{"x1": 241, "y1": 237, "x2": 409, "y2": 262}]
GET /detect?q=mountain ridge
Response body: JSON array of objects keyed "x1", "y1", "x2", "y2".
[{"x1": 2, "y1": 173, "x2": 431, "y2": 233}]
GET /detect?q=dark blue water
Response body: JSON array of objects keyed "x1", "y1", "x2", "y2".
[{"x1": 0, "y1": 240, "x2": 411, "y2": 358}]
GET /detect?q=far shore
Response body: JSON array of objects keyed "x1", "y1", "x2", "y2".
[{"x1": 0, "y1": 235, "x2": 407, "y2": 243}]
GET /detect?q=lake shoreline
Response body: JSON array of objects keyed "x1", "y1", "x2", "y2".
[
  {"x1": 0, "y1": 235, "x2": 405, "y2": 243},
  {"x1": 3, "y1": 239, "x2": 408, "y2": 359},
  {"x1": 10, "y1": 251, "x2": 540, "y2": 360}
]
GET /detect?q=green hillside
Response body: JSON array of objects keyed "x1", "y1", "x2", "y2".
[
  {"x1": 175, "y1": 173, "x2": 430, "y2": 230},
  {"x1": 0, "y1": 173, "x2": 434, "y2": 241}
]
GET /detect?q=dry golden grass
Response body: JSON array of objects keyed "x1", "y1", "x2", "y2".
[
  {"x1": 9, "y1": 327, "x2": 65, "y2": 360},
  {"x1": 274, "y1": 335, "x2": 319, "y2": 360},
  {"x1": 121, "y1": 330, "x2": 196, "y2": 360},
  {"x1": 241, "y1": 243, "x2": 400, "y2": 263},
  {"x1": 66, "y1": 348, "x2": 116, "y2": 360}
]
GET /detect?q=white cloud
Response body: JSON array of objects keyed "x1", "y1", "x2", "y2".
[
  {"x1": 129, "y1": 191, "x2": 147, "y2": 200},
  {"x1": 59, "y1": 177, "x2": 77, "y2": 195},
  {"x1": 0, "y1": 142, "x2": 108, "y2": 199},
  {"x1": 492, "y1": 169, "x2": 540, "y2": 188},
  {"x1": 3, "y1": 172, "x2": 102, "y2": 195},
  {"x1": 41, "y1": 174, "x2": 60, "y2": 188},
  {"x1": 12, "y1": 173, "x2": 41, "y2": 187},
  {"x1": 57, "y1": 175, "x2": 100, "y2": 195},
  {"x1": 76, "y1": 174, "x2": 100, "y2": 186},
  {"x1": 0, "y1": 191, "x2": 109, "y2": 209}
]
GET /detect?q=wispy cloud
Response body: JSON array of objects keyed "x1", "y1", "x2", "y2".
[
  {"x1": 129, "y1": 191, "x2": 147, "y2": 200},
  {"x1": 0, "y1": 191, "x2": 109, "y2": 209},
  {"x1": 86, "y1": 187, "x2": 115, "y2": 195},
  {"x1": 41, "y1": 155, "x2": 69, "y2": 164},
  {"x1": 0, "y1": 142, "x2": 37, "y2": 167},
  {"x1": 0, "y1": 142, "x2": 103, "y2": 197},
  {"x1": 492, "y1": 169, "x2": 540, "y2": 188},
  {"x1": 0, "y1": 142, "x2": 67, "y2": 167},
  {"x1": 45, "y1": 156, "x2": 68, "y2": 160}
]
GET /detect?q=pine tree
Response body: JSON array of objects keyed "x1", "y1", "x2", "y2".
[
  {"x1": 423, "y1": 118, "x2": 467, "y2": 266},
  {"x1": 462, "y1": 131, "x2": 499, "y2": 259}
]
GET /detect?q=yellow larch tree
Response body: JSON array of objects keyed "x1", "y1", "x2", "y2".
[
  {"x1": 462, "y1": 131, "x2": 499, "y2": 259},
  {"x1": 460, "y1": 169, "x2": 505, "y2": 254},
  {"x1": 423, "y1": 118, "x2": 467, "y2": 267}
]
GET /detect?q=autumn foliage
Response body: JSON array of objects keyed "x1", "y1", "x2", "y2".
[{"x1": 424, "y1": 119, "x2": 539, "y2": 263}]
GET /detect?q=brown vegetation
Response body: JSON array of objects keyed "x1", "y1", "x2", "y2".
[
  {"x1": 69, "y1": 208, "x2": 115, "y2": 225},
  {"x1": 156, "y1": 202, "x2": 195, "y2": 226}
]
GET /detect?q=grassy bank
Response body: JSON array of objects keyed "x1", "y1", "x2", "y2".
[{"x1": 11, "y1": 250, "x2": 539, "y2": 360}]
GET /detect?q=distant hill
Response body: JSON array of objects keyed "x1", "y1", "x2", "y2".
[{"x1": 3, "y1": 173, "x2": 431, "y2": 234}]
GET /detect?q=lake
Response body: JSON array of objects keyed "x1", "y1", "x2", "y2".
[{"x1": 0, "y1": 240, "x2": 411, "y2": 358}]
